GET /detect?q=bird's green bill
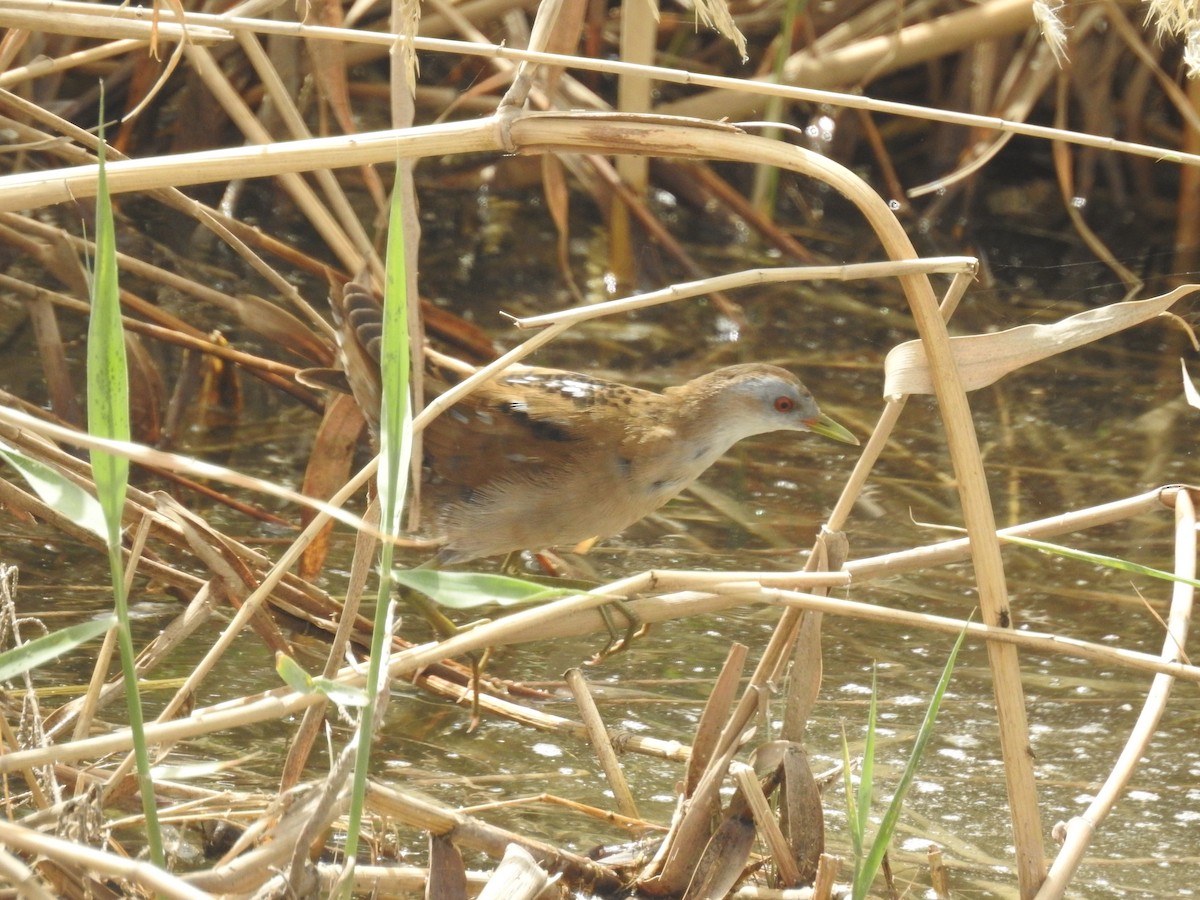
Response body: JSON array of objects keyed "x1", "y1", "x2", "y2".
[{"x1": 807, "y1": 413, "x2": 859, "y2": 446}]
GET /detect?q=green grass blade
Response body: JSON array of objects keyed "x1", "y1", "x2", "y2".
[
  {"x1": 391, "y1": 569, "x2": 574, "y2": 609},
  {"x1": 343, "y1": 177, "x2": 413, "y2": 885},
  {"x1": 87, "y1": 90, "x2": 163, "y2": 869},
  {"x1": 856, "y1": 670, "x2": 877, "y2": 839},
  {"x1": 856, "y1": 624, "x2": 969, "y2": 896},
  {"x1": 87, "y1": 116, "x2": 129, "y2": 542},
  {"x1": 0, "y1": 442, "x2": 108, "y2": 539},
  {"x1": 276, "y1": 653, "x2": 368, "y2": 707},
  {"x1": 841, "y1": 722, "x2": 864, "y2": 867},
  {"x1": 1000, "y1": 533, "x2": 1200, "y2": 590},
  {"x1": 377, "y1": 213, "x2": 412, "y2": 540},
  {"x1": 849, "y1": 666, "x2": 878, "y2": 896},
  {"x1": 0, "y1": 614, "x2": 116, "y2": 681},
  {"x1": 751, "y1": 0, "x2": 807, "y2": 213}
]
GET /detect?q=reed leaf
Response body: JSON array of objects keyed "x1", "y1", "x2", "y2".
[
  {"x1": 0, "y1": 614, "x2": 116, "y2": 682},
  {"x1": 86, "y1": 90, "x2": 163, "y2": 868},
  {"x1": 392, "y1": 569, "x2": 573, "y2": 610},
  {"x1": 343, "y1": 175, "x2": 413, "y2": 884}
]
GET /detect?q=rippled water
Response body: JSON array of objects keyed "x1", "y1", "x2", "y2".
[
  {"x1": 3, "y1": 171, "x2": 1196, "y2": 897},
  {"x1": 398, "y1": 181, "x2": 1198, "y2": 896}
]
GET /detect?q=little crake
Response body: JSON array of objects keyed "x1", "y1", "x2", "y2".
[
  {"x1": 329, "y1": 279, "x2": 858, "y2": 564},
  {"x1": 423, "y1": 363, "x2": 856, "y2": 563}
]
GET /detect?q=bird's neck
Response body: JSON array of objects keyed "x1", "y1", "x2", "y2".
[
  {"x1": 626, "y1": 390, "x2": 746, "y2": 487},
  {"x1": 660, "y1": 380, "x2": 757, "y2": 457}
]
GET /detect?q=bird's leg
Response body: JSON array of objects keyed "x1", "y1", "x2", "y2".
[
  {"x1": 535, "y1": 551, "x2": 647, "y2": 661},
  {"x1": 519, "y1": 551, "x2": 648, "y2": 663},
  {"x1": 406, "y1": 555, "x2": 461, "y2": 638},
  {"x1": 406, "y1": 555, "x2": 486, "y2": 725},
  {"x1": 589, "y1": 597, "x2": 648, "y2": 664},
  {"x1": 498, "y1": 551, "x2": 522, "y2": 575}
]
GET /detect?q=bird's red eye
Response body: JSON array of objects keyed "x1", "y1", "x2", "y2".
[{"x1": 774, "y1": 396, "x2": 794, "y2": 413}]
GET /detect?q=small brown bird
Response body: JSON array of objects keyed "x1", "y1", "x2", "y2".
[{"x1": 327, "y1": 279, "x2": 858, "y2": 564}]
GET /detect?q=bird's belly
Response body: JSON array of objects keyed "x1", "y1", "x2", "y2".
[{"x1": 436, "y1": 466, "x2": 679, "y2": 562}]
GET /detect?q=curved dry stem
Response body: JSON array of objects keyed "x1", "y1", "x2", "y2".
[
  {"x1": 501, "y1": 110, "x2": 1044, "y2": 892},
  {"x1": 1036, "y1": 490, "x2": 1197, "y2": 897},
  {"x1": 0, "y1": 105, "x2": 1047, "y2": 890}
]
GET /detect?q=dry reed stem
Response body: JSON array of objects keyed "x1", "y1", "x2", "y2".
[
  {"x1": 1, "y1": 107, "x2": 1196, "y2": 221},
  {"x1": 182, "y1": 40, "x2": 371, "y2": 276},
  {"x1": 0, "y1": 404, "x2": 386, "y2": 536},
  {"x1": 281, "y1": 500, "x2": 381, "y2": 790},
  {"x1": 1036, "y1": 489, "x2": 1197, "y2": 898},
  {"x1": 731, "y1": 761, "x2": 803, "y2": 886},
  {"x1": 646, "y1": 687, "x2": 753, "y2": 891},
  {"x1": 640, "y1": 645, "x2": 748, "y2": 886},
  {"x1": 0, "y1": 37, "x2": 147, "y2": 87},
  {"x1": 511, "y1": 258, "x2": 979, "y2": 329},
  {"x1": 0, "y1": 19, "x2": 1197, "y2": 212},
  {"x1": 315, "y1": 862, "x2": 489, "y2": 895},
  {"x1": 366, "y1": 780, "x2": 624, "y2": 892},
  {"x1": 0, "y1": 820, "x2": 208, "y2": 899},
  {"x1": 0, "y1": 2, "x2": 227, "y2": 44},
  {"x1": 687, "y1": 643, "x2": 750, "y2": 795},
  {"x1": 474, "y1": 844, "x2": 553, "y2": 900},
  {"x1": 0, "y1": 3, "x2": 1185, "y2": 897},
  {"x1": 764, "y1": 588, "x2": 1200, "y2": 683},
  {"x1": 564, "y1": 667, "x2": 640, "y2": 820}
]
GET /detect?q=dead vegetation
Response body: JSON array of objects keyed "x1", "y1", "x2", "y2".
[{"x1": 0, "y1": 0, "x2": 1197, "y2": 897}]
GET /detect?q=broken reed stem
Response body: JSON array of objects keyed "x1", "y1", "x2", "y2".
[
  {"x1": 365, "y1": 781, "x2": 624, "y2": 893},
  {"x1": 0, "y1": 820, "x2": 207, "y2": 900},
  {"x1": 564, "y1": 668, "x2": 640, "y2": 820},
  {"x1": 764, "y1": 589, "x2": 1200, "y2": 684},
  {"x1": 509, "y1": 258, "x2": 979, "y2": 329}
]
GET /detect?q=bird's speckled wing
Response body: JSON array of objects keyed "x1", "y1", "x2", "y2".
[
  {"x1": 423, "y1": 368, "x2": 661, "y2": 495},
  {"x1": 329, "y1": 279, "x2": 385, "y2": 425}
]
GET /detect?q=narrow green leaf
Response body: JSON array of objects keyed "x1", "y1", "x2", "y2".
[
  {"x1": 0, "y1": 614, "x2": 116, "y2": 682},
  {"x1": 86, "y1": 109, "x2": 129, "y2": 545},
  {"x1": 841, "y1": 723, "x2": 862, "y2": 858},
  {"x1": 1000, "y1": 533, "x2": 1200, "y2": 590},
  {"x1": 275, "y1": 652, "x2": 316, "y2": 693},
  {"x1": 857, "y1": 624, "x2": 969, "y2": 896},
  {"x1": 846, "y1": 667, "x2": 879, "y2": 897},
  {"x1": 87, "y1": 89, "x2": 163, "y2": 869},
  {"x1": 856, "y1": 666, "x2": 877, "y2": 850},
  {"x1": 276, "y1": 653, "x2": 369, "y2": 707},
  {"x1": 392, "y1": 569, "x2": 574, "y2": 610},
  {"x1": 345, "y1": 175, "x2": 416, "y2": 889},
  {"x1": 377, "y1": 182, "x2": 412, "y2": 540},
  {"x1": 0, "y1": 442, "x2": 108, "y2": 539}
]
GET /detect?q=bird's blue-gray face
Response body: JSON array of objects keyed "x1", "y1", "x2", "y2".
[{"x1": 714, "y1": 372, "x2": 859, "y2": 446}]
